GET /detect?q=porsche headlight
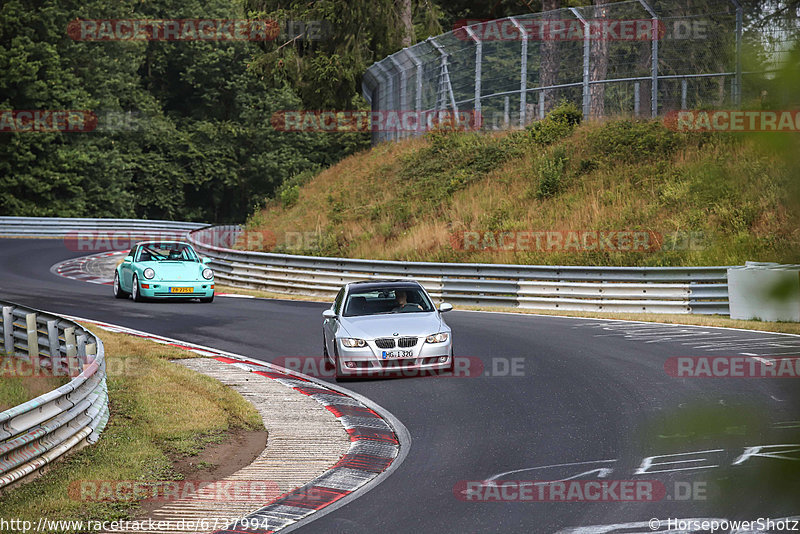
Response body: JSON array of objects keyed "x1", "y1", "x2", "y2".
[
  {"x1": 143, "y1": 268, "x2": 155, "y2": 279},
  {"x1": 426, "y1": 332, "x2": 449, "y2": 343},
  {"x1": 341, "y1": 338, "x2": 366, "y2": 348},
  {"x1": 202, "y1": 268, "x2": 213, "y2": 280}
]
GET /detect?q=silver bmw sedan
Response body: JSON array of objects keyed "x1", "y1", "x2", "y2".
[{"x1": 322, "y1": 280, "x2": 454, "y2": 380}]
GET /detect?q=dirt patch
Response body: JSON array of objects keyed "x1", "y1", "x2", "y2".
[
  {"x1": 135, "y1": 428, "x2": 268, "y2": 519},
  {"x1": 170, "y1": 428, "x2": 267, "y2": 479}
]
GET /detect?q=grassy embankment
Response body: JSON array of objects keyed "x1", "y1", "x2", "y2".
[{"x1": 245, "y1": 104, "x2": 799, "y2": 267}]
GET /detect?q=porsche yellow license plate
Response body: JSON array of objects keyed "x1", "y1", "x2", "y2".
[{"x1": 169, "y1": 287, "x2": 193, "y2": 293}]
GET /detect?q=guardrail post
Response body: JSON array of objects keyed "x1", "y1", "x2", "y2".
[
  {"x1": 47, "y1": 319, "x2": 62, "y2": 372},
  {"x1": 65, "y1": 327, "x2": 77, "y2": 362},
  {"x1": 26, "y1": 313, "x2": 38, "y2": 363},
  {"x1": 85, "y1": 342, "x2": 97, "y2": 366},
  {"x1": 77, "y1": 334, "x2": 87, "y2": 363},
  {"x1": 2, "y1": 306, "x2": 12, "y2": 355}
]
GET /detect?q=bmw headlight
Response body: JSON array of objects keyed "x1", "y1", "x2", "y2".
[
  {"x1": 143, "y1": 268, "x2": 155, "y2": 279},
  {"x1": 341, "y1": 338, "x2": 366, "y2": 348},
  {"x1": 426, "y1": 332, "x2": 449, "y2": 343},
  {"x1": 202, "y1": 268, "x2": 213, "y2": 280}
]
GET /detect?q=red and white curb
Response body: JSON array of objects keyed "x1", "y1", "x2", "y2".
[
  {"x1": 51, "y1": 250, "x2": 123, "y2": 285},
  {"x1": 68, "y1": 317, "x2": 408, "y2": 534}
]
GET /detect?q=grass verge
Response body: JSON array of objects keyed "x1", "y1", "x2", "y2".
[{"x1": 0, "y1": 326, "x2": 264, "y2": 531}]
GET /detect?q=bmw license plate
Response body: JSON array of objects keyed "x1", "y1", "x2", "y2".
[
  {"x1": 382, "y1": 350, "x2": 414, "y2": 359},
  {"x1": 169, "y1": 287, "x2": 193, "y2": 293}
]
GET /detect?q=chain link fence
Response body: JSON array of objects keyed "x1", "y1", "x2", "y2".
[{"x1": 362, "y1": 0, "x2": 792, "y2": 144}]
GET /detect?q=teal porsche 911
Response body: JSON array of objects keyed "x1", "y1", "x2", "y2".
[{"x1": 113, "y1": 241, "x2": 214, "y2": 302}]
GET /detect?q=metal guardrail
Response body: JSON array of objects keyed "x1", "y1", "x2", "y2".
[
  {"x1": 189, "y1": 226, "x2": 731, "y2": 315},
  {"x1": 0, "y1": 300, "x2": 109, "y2": 490},
  {"x1": 0, "y1": 217, "x2": 206, "y2": 237}
]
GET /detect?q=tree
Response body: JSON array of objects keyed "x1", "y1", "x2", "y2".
[{"x1": 242, "y1": 0, "x2": 441, "y2": 109}]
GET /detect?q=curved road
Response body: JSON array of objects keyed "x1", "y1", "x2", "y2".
[{"x1": 2, "y1": 238, "x2": 799, "y2": 533}]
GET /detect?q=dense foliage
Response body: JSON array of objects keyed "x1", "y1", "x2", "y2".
[{"x1": 0, "y1": 0, "x2": 369, "y2": 222}]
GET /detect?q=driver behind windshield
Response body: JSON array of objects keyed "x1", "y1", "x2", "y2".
[{"x1": 392, "y1": 290, "x2": 422, "y2": 312}]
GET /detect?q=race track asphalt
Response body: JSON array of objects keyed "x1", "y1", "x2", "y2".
[{"x1": 1, "y1": 238, "x2": 798, "y2": 533}]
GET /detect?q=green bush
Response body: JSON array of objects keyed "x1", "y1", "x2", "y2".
[
  {"x1": 586, "y1": 120, "x2": 684, "y2": 163},
  {"x1": 527, "y1": 101, "x2": 583, "y2": 145},
  {"x1": 535, "y1": 146, "x2": 569, "y2": 199},
  {"x1": 275, "y1": 169, "x2": 317, "y2": 208}
]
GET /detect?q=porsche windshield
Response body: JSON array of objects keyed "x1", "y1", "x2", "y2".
[
  {"x1": 137, "y1": 243, "x2": 198, "y2": 262},
  {"x1": 343, "y1": 286, "x2": 434, "y2": 317}
]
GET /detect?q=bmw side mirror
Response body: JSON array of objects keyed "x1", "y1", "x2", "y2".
[
  {"x1": 123, "y1": 256, "x2": 133, "y2": 262},
  {"x1": 322, "y1": 309, "x2": 336, "y2": 319},
  {"x1": 202, "y1": 257, "x2": 211, "y2": 264},
  {"x1": 439, "y1": 303, "x2": 453, "y2": 312}
]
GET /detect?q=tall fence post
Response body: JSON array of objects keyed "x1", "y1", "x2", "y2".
[
  {"x1": 510, "y1": 17, "x2": 528, "y2": 127},
  {"x1": 634, "y1": 82, "x2": 641, "y2": 115},
  {"x1": 730, "y1": 0, "x2": 743, "y2": 106},
  {"x1": 539, "y1": 92, "x2": 545, "y2": 119},
  {"x1": 374, "y1": 62, "x2": 393, "y2": 142},
  {"x1": 464, "y1": 25, "x2": 483, "y2": 128},
  {"x1": 429, "y1": 37, "x2": 459, "y2": 121},
  {"x1": 389, "y1": 56, "x2": 408, "y2": 140},
  {"x1": 638, "y1": 0, "x2": 659, "y2": 117},
  {"x1": 570, "y1": 8, "x2": 591, "y2": 119},
  {"x1": 681, "y1": 78, "x2": 688, "y2": 109},
  {"x1": 404, "y1": 48, "x2": 423, "y2": 131}
]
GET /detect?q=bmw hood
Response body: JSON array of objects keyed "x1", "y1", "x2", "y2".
[{"x1": 339, "y1": 312, "x2": 444, "y2": 339}]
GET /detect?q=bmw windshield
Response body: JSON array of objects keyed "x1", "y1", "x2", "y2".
[{"x1": 343, "y1": 287, "x2": 434, "y2": 317}]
